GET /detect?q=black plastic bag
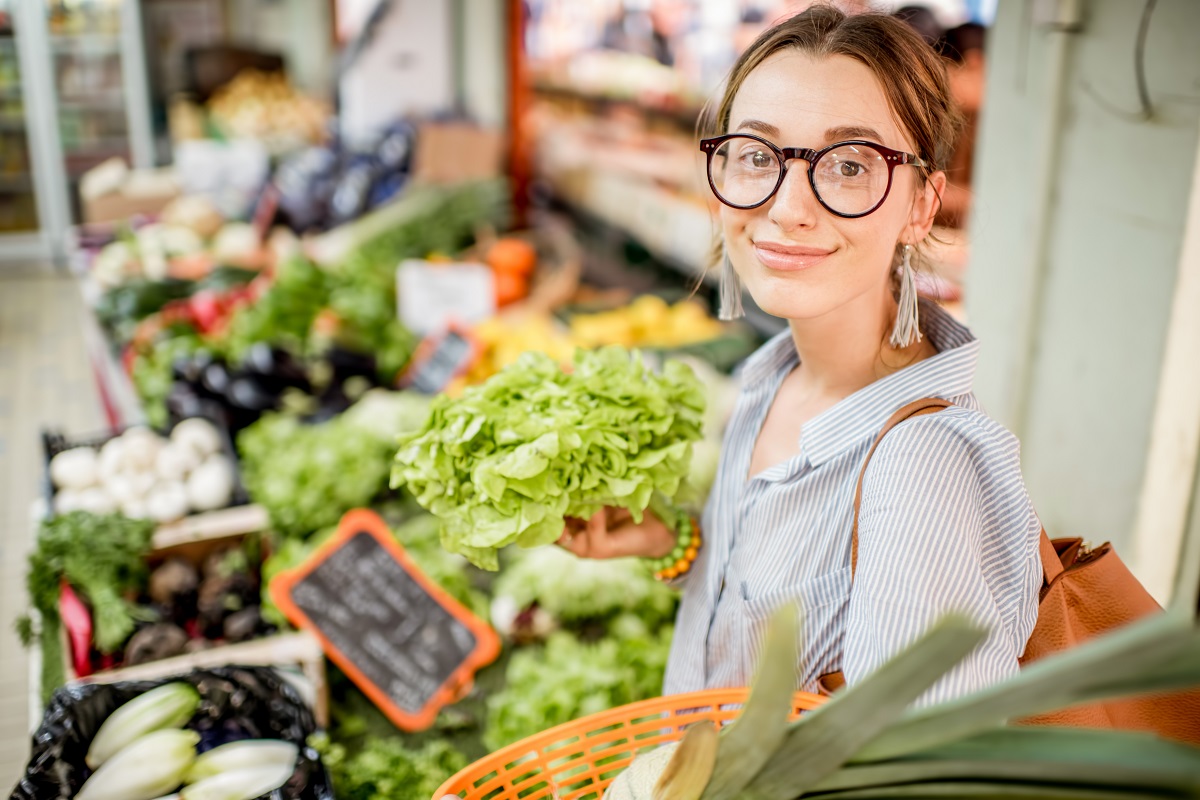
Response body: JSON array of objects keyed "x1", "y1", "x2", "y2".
[{"x1": 10, "y1": 666, "x2": 334, "y2": 800}]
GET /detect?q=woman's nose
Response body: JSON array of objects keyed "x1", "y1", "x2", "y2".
[{"x1": 767, "y1": 160, "x2": 820, "y2": 230}]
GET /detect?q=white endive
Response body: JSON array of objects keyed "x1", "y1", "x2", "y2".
[
  {"x1": 185, "y1": 740, "x2": 299, "y2": 785},
  {"x1": 180, "y1": 762, "x2": 296, "y2": 800},
  {"x1": 87, "y1": 683, "x2": 201, "y2": 768},
  {"x1": 77, "y1": 729, "x2": 199, "y2": 800}
]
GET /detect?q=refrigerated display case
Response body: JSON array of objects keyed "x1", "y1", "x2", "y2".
[
  {"x1": 45, "y1": 0, "x2": 153, "y2": 194},
  {"x1": 0, "y1": 0, "x2": 67, "y2": 263},
  {"x1": 0, "y1": 6, "x2": 39, "y2": 236},
  {"x1": 0, "y1": 0, "x2": 151, "y2": 266}
]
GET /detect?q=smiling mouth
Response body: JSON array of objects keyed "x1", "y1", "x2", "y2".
[{"x1": 752, "y1": 243, "x2": 835, "y2": 271}]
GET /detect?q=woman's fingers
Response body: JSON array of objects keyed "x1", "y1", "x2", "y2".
[{"x1": 556, "y1": 508, "x2": 678, "y2": 560}]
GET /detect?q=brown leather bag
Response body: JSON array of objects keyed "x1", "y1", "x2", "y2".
[{"x1": 817, "y1": 397, "x2": 1200, "y2": 744}]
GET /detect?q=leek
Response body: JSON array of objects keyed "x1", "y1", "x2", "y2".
[
  {"x1": 853, "y1": 612, "x2": 1200, "y2": 763},
  {"x1": 701, "y1": 604, "x2": 800, "y2": 800},
  {"x1": 743, "y1": 613, "x2": 987, "y2": 800}
]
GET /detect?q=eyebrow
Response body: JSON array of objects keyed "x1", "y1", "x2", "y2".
[
  {"x1": 734, "y1": 119, "x2": 780, "y2": 138},
  {"x1": 824, "y1": 125, "x2": 885, "y2": 143},
  {"x1": 731, "y1": 120, "x2": 887, "y2": 145}
]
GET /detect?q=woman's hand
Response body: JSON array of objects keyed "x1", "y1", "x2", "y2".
[{"x1": 557, "y1": 507, "x2": 677, "y2": 560}]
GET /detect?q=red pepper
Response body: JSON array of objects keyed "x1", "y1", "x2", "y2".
[{"x1": 59, "y1": 581, "x2": 94, "y2": 678}]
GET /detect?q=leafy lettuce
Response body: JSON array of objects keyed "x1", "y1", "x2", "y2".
[{"x1": 391, "y1": 347, "x2": 705, "y2": 569}]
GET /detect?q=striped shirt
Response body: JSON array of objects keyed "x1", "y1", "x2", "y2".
[{"x1": 663, "y1": 300, "x2": 1043, "y2": 705}]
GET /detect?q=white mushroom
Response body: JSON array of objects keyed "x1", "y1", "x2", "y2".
[
  {"x1": 120, "y1": 499, "x2": 149, "y2": 520},
  {"x1": 170, "y1": 418, "x2": 223, "y2": 459},
  {"x1": 120, "y1": 427, "x2": 164, "y2": 472},
  {"x1": 97, "y1": 437, "x2": 129, "y2": 475},
  {"x1": 103, "y1": 474, "x2": 138, "y2": 505},
  {"x1": 54, "y1": 489, "x2": 85, "y2": 515},
  {"x1": 128, "y1": 471, "x2": 157, "y2": 499},
  {"x1": 185, "y1": 457, "x2": 235, "y2": 512},
  {"x1": 145, "y1": 482, "x2": 190, "y2": 523},
  {"x1": 49, "y1": 447, "x2": 99, "y2": 490},
  {"x1": 156, "y1": 442, "x2": 199, "y2": 483},
  {"x1": 77, "y1": 488, "x2": 118, "y2": 515}
]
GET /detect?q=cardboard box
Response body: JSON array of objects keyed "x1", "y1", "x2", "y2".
[
  {"x1": 80, "y1": 159, "x2": 181, "y2": 224},
  {"x1": 412, "y1": 121, "x2": 506, "y2": 184}
]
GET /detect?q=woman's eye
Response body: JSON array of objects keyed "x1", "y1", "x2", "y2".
[
  {"x1": 736, "y1": 148, "x2": 774, "y2": 169},
  {"x1": 838, "y1": 161, "x2": 865, "y2": 177}
]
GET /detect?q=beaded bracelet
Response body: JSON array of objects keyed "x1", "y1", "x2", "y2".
[{"x1": 647, "y1": 514, "x2": 702, "y2": 581}]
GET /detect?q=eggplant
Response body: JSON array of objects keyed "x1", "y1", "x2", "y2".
[
  {"x1": 125, "y1": 623, "x2": 189, "y2": 665},
  {"x1": 148, "y1": 558, "x2": 200, "y2": 624}
]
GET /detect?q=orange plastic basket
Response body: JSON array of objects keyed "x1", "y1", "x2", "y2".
[{"x1": 433, "y1": 688, "x2": 826, "y2": 800}]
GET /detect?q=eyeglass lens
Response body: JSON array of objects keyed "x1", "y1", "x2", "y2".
[{"x1": 709, "y1": 136, "x2": 890, "y2": 215}]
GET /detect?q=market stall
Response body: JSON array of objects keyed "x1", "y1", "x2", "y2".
[
  {"x1": 11, "y1": 2, "x2": 1200, "y2": 800},
  {"x1": 14, "y1": 37, "x2": 757, "y2": 789}
]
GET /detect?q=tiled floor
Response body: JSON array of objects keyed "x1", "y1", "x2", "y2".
[{"x1": 0, "y1": 270, "x2": 104, "y2": 788}]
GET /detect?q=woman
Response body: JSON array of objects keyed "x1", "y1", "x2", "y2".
[{"x1": 558, "y1": 5, "x2": 1042, "y2": 705}]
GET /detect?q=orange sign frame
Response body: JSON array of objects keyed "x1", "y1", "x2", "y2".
[{"x1": 270, "y1": 508, "x2": 501, "y2": 731}]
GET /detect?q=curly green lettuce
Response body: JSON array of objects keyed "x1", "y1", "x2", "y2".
[{"x1": 391, "y1": 347, "x2": 705, "y2": 570}]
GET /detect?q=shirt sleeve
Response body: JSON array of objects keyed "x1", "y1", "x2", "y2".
[{"x1": 842, "y1": 411, "x2": 1041, "y2": 707}]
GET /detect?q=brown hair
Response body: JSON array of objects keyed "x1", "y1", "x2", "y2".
[{"x1": 700, "y1": 4, "x2": 962, "y2": 182}]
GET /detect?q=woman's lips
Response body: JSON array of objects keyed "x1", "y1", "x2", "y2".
[{"x1": 753, "y1": 243, "x2": 834, "y2": 271}]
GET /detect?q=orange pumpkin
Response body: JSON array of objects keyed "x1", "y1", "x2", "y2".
[
  {"x1": 485, "y1": 237, "x2": 537, "y2": 278},
  {"x1": 494, "y1": 270, "x2": 529, "y2": 307}
]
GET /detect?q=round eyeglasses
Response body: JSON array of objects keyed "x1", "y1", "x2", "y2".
[{"x1": 699, "y1": 133, "x2": 929, "y2": 218}]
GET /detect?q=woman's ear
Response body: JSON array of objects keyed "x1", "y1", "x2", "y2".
[{"x1": 909, "y1": 170, "x2": 947, "y2": 240}]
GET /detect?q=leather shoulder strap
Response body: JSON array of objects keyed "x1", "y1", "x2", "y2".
[
  {"x1": 850, "y1": 398, "x2": 952, "y2": 575},
  {"x1": 849, "y1": 398, "x2": 1061, "y2": 597}
]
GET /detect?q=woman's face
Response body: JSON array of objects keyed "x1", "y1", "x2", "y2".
[{"x1": 721, "y1": 51, "x2": 942, "y2": 323}]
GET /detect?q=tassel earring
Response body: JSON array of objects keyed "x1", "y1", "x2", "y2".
[
  {"x1": 718, "y1": 252, "x2": 745, "y2": 321},
  {"x1": 890, "y1": 244, "x2": 922, "y2": 348}
]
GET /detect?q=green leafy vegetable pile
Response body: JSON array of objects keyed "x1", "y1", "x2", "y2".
[
  {"x1": 222, "y1": 256, "x2": 330, "y2": 364},
  {"x1": 16, "y1": 511, "x2": 156, "y2": 699},
  {"x1": 483, "y1": 618, "x2": 674, "y2": 751},
  {"x1": 392, "y1": 347, "x2": 705, "y2": 570},
  {"x1": 492, "y1": 545, "x2": 677, "y2": 629},
  {"x1": 238, "y1": 412, "x2": 392, "y2": 538},
  {"x1": 310, "y1": 733, "x2": 468, "y2": 800}
]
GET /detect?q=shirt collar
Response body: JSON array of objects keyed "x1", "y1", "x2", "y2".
[{"x1": 740, "y1": 300, "x2": 980, "y2": 468}]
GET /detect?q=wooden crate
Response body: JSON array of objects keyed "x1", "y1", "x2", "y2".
[{"x1": 55, "y1": 504, "x2": 330, "y2": 728}]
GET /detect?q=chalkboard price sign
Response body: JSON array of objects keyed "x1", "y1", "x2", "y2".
[
  {"x1": 400, "y1": 326, "x2": 478, "y2": 395},
  {"x1": 270, "y1": 509, "x2": 500, "y2": 731}
]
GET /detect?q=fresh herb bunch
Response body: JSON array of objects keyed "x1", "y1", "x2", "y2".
[
  {"x1": 16, "y1": 512, "x2": 156, "y2": 699},
  {"x1": 392, "y1": 347, "x2": 706, "y2": 570}
]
